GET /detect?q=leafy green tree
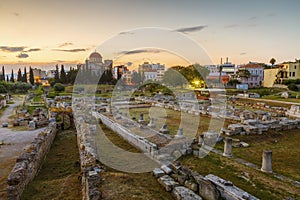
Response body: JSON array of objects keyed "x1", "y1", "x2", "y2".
[
  {"x1": 237, "y1": 68, "x2": 251, "y2": 81},
  {"x1": 163, "y1": 68, "x2": 187, "y2": 87},
  {"x1": 270, "y1": 58, "x2": 276, "y2": 67},
  {"x1": 53, "y1": 83, "x2": 65, "y2": 92},
  {"x1": 29, "y1": 67, "x2": 34, "y2": 85},
  {"x1": 131, "y1": 71, "x2": 144, "y2": 85}
]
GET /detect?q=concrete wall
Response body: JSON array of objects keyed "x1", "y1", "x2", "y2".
[{"x1": 6, "y1": 123, "x2": 57, "y2": 200}]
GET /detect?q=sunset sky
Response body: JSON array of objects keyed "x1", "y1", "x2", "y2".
[{"x1": 0, "y1": 0, "x2": 300, "y2": 70}]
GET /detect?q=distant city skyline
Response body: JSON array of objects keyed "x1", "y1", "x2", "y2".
[{"x1": 1, "y1": 0, "x2": 300, "y2": 68}]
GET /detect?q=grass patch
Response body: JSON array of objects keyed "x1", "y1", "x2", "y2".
[
  {"x1": 21, "y1": 129, "x2": 82, "y2": 200},
  {"x1": 229, "y1": 129, "x2": 300, "y2": 181},
  {"x1": 179, "y1": 154, "x2": 300, "y2": 200},
  {"x1": 96, "y1": 123, "x2": 173, "y2": 200},
  {"x1": 127, "y1": 107, "x2": 229, "y2": 137}
]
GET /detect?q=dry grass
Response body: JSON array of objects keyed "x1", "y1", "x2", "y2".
[
  {"x1": 98, "y1": 124, "x2": 173, "y2": 200},
  {"x1": 180, "y1": 154, "x2": 300, "y2": 200},
  {"x1": 21, "y1": 129, "x2": 82, "y2": 200}
]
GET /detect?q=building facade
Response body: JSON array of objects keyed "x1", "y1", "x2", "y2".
[{"x1": 238, "y1": 63, "x2": 264, "y2": 88}]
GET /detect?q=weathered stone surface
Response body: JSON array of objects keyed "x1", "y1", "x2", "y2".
[
  {"x1": 158, "y1": 175, "x2": 179, "y2": 192},
  {"x1": 161, "y1": 165, "x2": 173, "y2": 175},
  {"x1": 153, "y1": 168, "x2": 165, "y2": 178},
  {"x1": 172, "y1": 186, "x2": 202, "y2": 200},
  {"x1": 184, "y1": 180, "x2": 198, "y2": 192}
]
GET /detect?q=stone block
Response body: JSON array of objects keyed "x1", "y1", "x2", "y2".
[
  {"x1": 153, "y1": 168, "x2": 165, "y2": 178},
  {"x1": 172, "y1": 186, "x2": 202, "y2": 200},
  {"x1": 161, "y1": 165, "x2": 173, "y2": 175},
  {"x1": 158, "y1": 175, "x2": 179, "y2": 192}
]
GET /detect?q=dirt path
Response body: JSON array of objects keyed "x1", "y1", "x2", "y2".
[{"x1": 0, "y1": 95, "x2": 42, "y2": 198}]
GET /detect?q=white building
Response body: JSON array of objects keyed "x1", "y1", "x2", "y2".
[{"x1": 138, "y1": 62, "x2": 165, "y2": 82}]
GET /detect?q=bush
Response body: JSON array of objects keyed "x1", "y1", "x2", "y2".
[
  {"x1": 53, "y1": 83, "x2": 65, "y2": 92},
  {"x1": 288, "y1": 83, "x2": 299, "y2": 91}
]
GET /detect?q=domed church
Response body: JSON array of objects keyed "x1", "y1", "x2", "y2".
[{"x1": 84, "y1": 51, "x2": 112, "y2": 76}]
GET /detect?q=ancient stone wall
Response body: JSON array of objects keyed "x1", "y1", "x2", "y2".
[
  {"x1": 153, "y1": 162, "x2": 259, "y2": 200},
  {"x1": 93, "y1": 112, "x2": 158, "y2": 154},
  {"x1": 75, "y1": 117, "x2": 101, "y2": 200},
  {"x1": 6, "y1": 123, "x2": 57, "y2": 200}
]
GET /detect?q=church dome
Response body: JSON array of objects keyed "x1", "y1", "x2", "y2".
[{"x1": 89, "y1": 51, "x2": 102, "y2": 63}]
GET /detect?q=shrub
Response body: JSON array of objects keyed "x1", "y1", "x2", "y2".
[
  {"x1": 288, "y1": 83, "x2": 299, "y2": 91},
  {"x1": 53, "y1": 83, "x2": 65, "y2": 92}
]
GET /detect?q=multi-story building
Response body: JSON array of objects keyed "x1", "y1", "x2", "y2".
[
  {"x1": 263, "y1": 59, "x2": 300, "y2": 87},
  {"x1": 238, "y1": 62, "x2": 264, "y2": 87},
  {"x1": 138, "y1": 62, "x2": 165, "y2": 82}
]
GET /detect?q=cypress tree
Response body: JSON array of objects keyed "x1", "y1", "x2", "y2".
[
  {"x1": 10, "y1": 69, "x2": 14, "y2": 82},
  {"x1": 29, "y1": 67, "x2": 34, "y2": 85},
  {"x1": 0, "y1": 66, "x2": 5, "y2": 81},
  {"x1": 23, "y1": 67, "x2": 27, "y2": 83},
  {"x1": 60, "y1": 65, "x2": 67, "y2": 84},
  {"x1": 54, "y1": 64, "x2": 60, "y2": 83},
  {"x1": 17, "y1": 68, "x2": 22, "y2": 82}
]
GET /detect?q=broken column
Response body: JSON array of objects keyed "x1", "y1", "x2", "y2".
[
  {"x1": 147, "y1": 118, "x2": 155, "y2": 128},
  {"x1": 175, "y1": 128, "x2": 184, "y2": 138},
  {"x1": 223, "y1": 137, "x2": 232, "y2": 157},
  {"x1": 159, "y1": 124, "x2": 170, "y2": 134},
  {"x1": 138, "y1": 113, "x2": 145, "y2": 123},
  {"x1": 261, "y1": 150, "x2": 272, "y2": 173}
]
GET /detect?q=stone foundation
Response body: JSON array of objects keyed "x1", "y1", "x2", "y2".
[{"x1": 6, "y1": 123, "x2": 57, "y2": 200}]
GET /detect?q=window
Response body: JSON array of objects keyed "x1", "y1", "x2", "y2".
[
  {"x1": 290, "y1": 72, "x2": 292, "y2": 77},
  {"x1": 295, "y1": 66, "x2": 297, "y2": 69},
  {"x1": 293, "y1": 72, "x2": 295, "y2": 77}
]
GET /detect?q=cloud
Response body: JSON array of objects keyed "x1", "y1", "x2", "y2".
[
  {"x1": 174, "y1": 25, "x2": 207, "y2": 33},
  {"x1": 118, "y1": 49, "x2": 164, "y2": 55},
  {"x1": 59, "y1": 42, "x2": 73, "y2": 47},
  {"x1": 126, "y1": 62, "x2": 133, "y2": 67},
  {"x1": 16, "y1": 53, "x2": 29, "y2": 58},
  {"x1": 267, "y1": 13, "x2": 276, "y2": 17},
  {"x1": 0, "y1": 46, "x2": 26, "y2": 52},
  {"x1": 119, "y1": 31, "x2": 134, "y2": 35},
  {"x1": 13, "y1": 12, "x2": 19, "y2": 16},
  {"x1": 248, "y1": 16, "x2": 257, "y2": 20},
  {"x1": 25, "y1": 48, "x2": 41, "y2": 52},
  {"x1": 224, "y1": 24, "x2": 239, "y2": 29},
  {"x1": 240, "y1": 52, "x2": 247, "y2": 55},
  {"x1": 52, "y1": 48, "x2": 88, "y2": 52}
]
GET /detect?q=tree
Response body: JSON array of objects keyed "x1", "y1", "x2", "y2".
[
  {"x1": 60, "y1": 65, "x2": 67, "y2": 84},
  {"x1": 131, "y1": 71, "x2": 144, "y2": 85},
  {"x1": 23, "y1": 67, "x2": 27, "y2": 83},
  {"x1": 53, "y1": 83, "x2": 65, "y2": 92},
  {"x1": 10, "y1": 70, "x2": 14, "y2": 82},
  {"x1": 163, "y1": 68, "x2": 187, "y2": 87},
  {"x1": 237, "y1": 68, "x2": 251, "y2": 81},
  {"x1": 0, "y1": 66, "x2": 5, "y2": 81},
  {"x1": 17, "y1": 68, "x2": 22, "y2": 82},
  {"x1": 29, "y1": 67, "x2": 34, "y2": 85},
  {"x1": 6, "y1": 75, "x2": 9, "y2": 82},
  {"x1": 270, "y1": 58, "x2": 276, "y2": 67},
  {"x1": 54, "y1": 64, "x2": 60, "y2": 83}
]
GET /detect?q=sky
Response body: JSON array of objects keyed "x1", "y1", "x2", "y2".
[{"x1": 0, "y1": 0, "x2": 300, "y2": 70}]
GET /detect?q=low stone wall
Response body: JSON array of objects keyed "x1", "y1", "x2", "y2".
[
  {"x1": 6, "y1": 123, "x2": 57, "y2": 200},
  {"x1": 93, "y1": 112, "x2": 158, "y2": 155},
  {"x1": 153, "y1": 162, "x2": 259, "y2": 200},
  {"x1": 75, "y1": 117, "x2": 101, "y2": 200}
]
